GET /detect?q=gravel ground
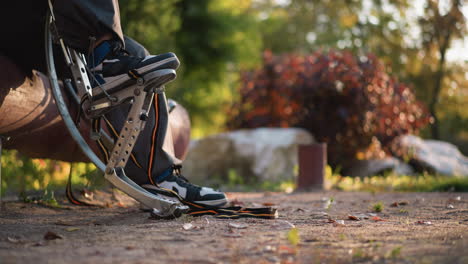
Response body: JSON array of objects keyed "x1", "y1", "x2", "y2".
[{"x1": 1, "y1": 191, "x2": 467, "y2": 264}]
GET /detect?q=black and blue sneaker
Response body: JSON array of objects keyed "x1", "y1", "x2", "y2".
[
  {"x1": 142, "y1": 165, "x2": 228, "y2": 207},
  {"x1": 88, "y1": 40, "x2": 180, "y2": 92}
]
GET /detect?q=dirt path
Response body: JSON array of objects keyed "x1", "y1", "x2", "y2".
[{"x1": 1, "y1": 191, "x2": 467, "y2": 264}]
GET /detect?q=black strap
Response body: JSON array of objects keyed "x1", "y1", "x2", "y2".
[
  {"x1": 186, "y1": 206, "x2": 278, "y2": 219},
  {"x1": 146, "y1": 184, "x2": 278, "y2": 219},
  {"x1": 65, "y1": 163, "x2": 94, "y2": 206}
]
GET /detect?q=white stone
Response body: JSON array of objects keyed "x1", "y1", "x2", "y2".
[
  {"x1": 396, "y1": 135, "x2": 468, "y2": 176},
  {"x1": 346, "y1": 157, "x2": 414, "y2": 177},
  {"x1": 183, "y1": 128, "x2": 315, "y2": 183}
]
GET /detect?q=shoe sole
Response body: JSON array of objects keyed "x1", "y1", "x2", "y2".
[
  {"x1": 142, "y1": 184, "x2": 228, "y2": 208},
  {"x1": 92, "y1": 56, "x2": 179, "y2": 100}
]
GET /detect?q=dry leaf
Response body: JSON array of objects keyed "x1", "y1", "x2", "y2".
[
  {"x1": 228, "y1": 223, "x2": 248, "y2": 229},
  {"x1": 7, "y1": 237, "x2": 22, "y2": 244},
  {"x1": 390, "y1": 202, "x2": 399, "y2": 207},
  {"x1": 65, "y1": 227, "x2": 80, "y2": 232},
  {"x1": 44, "y1": 231, "x2": 62, "y2": 240},
  {"x1": 183, "y1": 223, "x2": 194, "y2": 230},
  {"x1": 371, "y1": 216, "x2": 386, "y2": 222},
  {"x1": 278, "y1": 245, "x2": 297, "y2": 255},
  {"x1": 348, "y1": 215, "x2": 360, "y2": 221},
  {"x1": 416, "y1": 220, "x2": 432, "y2": 225},
  {"x1": 398, "y1": 201, "x2": 409, "y2": 206},
  {"x1": 263, "y1": 245, "x2": 276, "y2": 252},
  {"x1": 355, "y1": 214, "x2": 369, "y2": 219},
  {"x1": 447, "y1": 204, "x2": 454, "y2": 209},
  {"x1": 81, "y1": 189, "x2": 94, "y2": 199},
  {"x1": 333, "y1": 220, "x2": 345, "y2": 227},
  {"x1": 262, "y1": 202, "x2": 276, "y2": 206}
]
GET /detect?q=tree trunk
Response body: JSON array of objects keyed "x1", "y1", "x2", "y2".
[
  {"x1": 428, "y1": 39, "x2": 449, "y2": 140},
  {"x1": 0, "y1": 55, "x2": 191, "y2": 162}
]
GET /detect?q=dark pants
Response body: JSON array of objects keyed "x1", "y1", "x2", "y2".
[{"x1": 54, "y1": 0, "x2": 179, "y2": 185}]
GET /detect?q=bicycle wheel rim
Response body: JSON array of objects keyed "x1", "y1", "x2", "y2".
[{"x1": 44, "y1": 12, "x2": 106, "y2": 172}]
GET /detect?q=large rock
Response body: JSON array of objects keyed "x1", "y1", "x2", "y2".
[
  {"x1": 345, "y1": 158, "x2": 414, "y2": 177},
  {"x1": 393, "y1": 135, "x2": 468, "y2": 176},
  {"x1": 183, "y1": 128, "x2": 315, "y2": 184}
]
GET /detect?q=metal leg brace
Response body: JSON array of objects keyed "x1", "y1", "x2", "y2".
[{"x1": 45, "y1": 2, "x2": 187, "y2": 218}]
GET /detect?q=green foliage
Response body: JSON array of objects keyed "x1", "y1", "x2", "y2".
[
  {"x1": 386, "y1": 246, "x2": 402, "y2": 259},
  {"x1": 120, "y1": 0, "x2": 181, "y2": 52},
  {"x1": 254, "y1": 0, "x2": 412, "y2": 74},
  {"x1": 287, "y1": 227, "x2": 300, "y2": 246},
  {"x1": 120, "y1": 0, "x2": 261, "y2": 136},
  {"x1": 253, "y1": 0, "x2": 467, "y2": 151},
  {"x1": 418, "y1": 0, "x2": 467, "y2": 139},
  {"x1": 352, "y1": 248, "x2": 370, "y2": 261},
  {"x1": 372, "y1": 201, "x2": 384, "y2": 213},
  {"x1": 173, "y1": 0, "x2": 261, "y2": 135},
  {"x1": 1, "y1": 149, "x2": 96, "y2": 197},
  {"x1": 227, "y1": 51, "x2": 429, "y2": 167},
  {"x1": 327, "y1": 172, "x2": 468, "y2": 192},
  {"x1": 214, "y1": 168, "x2": 295, "y2": 192},
  {"x1": 1, "y1": 149, "x2": 49, "y2": 195},
  {"x1": 120, "y1": 0, "x2": 466, "y2": 144},
  {"x1": 23, "y1": 189, "x2": 60, "y2": 208}
]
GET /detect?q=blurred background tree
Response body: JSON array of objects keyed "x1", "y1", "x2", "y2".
[
  {"x1": 120, "y1": 0, "x2": 262, "y2": 136},
  {"x1": 119, "y1": 0, "x2": 467, "y2": 150},
  {"x1": 226, "y1": 51, "x2": 431, "y2": 167},
  {"x1": 418, "y1": 0, "x2": 466, "y2": 139}
]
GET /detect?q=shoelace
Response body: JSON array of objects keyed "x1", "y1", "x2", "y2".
[
  {"x1": 169, "y1": 165, "x2": 201, "y2": 191},
  {"x1": 172, "y1": 164, "x2": 183, "y2": 176}
]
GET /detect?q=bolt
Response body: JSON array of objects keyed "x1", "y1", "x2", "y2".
[{"x1": 139, "y1": 113, "x2": 148, "y2": 121}]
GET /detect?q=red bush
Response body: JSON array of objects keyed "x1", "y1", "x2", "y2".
[{"x1": 227, "y1": 50, "x2": 430, "y2": 167}]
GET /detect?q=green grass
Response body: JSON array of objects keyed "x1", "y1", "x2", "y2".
[
  {"x1": 326, "y1": 170, "x2": 468, "y2": 192},
  {"x1": 2, "y1": 150, "x2": 467, "y2": 197},
  {"x1": 213, "y1": 166, "x2": 468, "y2": 193},
  {"x1": 372, "y1": 202, "x2": 384, "y2": 212}
]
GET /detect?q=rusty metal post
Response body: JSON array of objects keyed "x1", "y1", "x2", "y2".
[{"x1": 296, "y1": 143, "x2": 327, "y2": 191}]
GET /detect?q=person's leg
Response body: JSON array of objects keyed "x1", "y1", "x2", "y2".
[
  {"x1": 53, "y1": 0, "x2": 124, "y2": 53},
  {"x1": 53, "y1": 0, "x2": 180, "y2": 178},
  {"x1": 53, "y1": 0, "x2": 179, "y2": 85},
  {"x1": 105, "y1": 37, "x2": 227, "y2": 207},
  {"x1": 53, "y1": 0, "x2": 227, "y2": 207}
]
